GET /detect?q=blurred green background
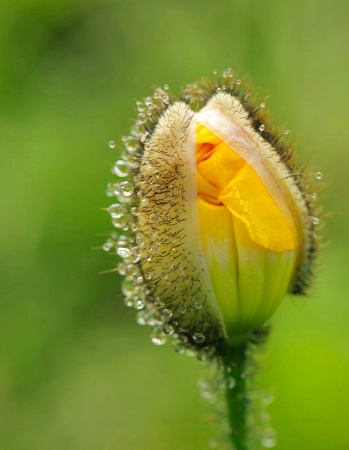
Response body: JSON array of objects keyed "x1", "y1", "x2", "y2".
[{"x1": 1, "y1": 0, "x2": 348, "y2": 449}]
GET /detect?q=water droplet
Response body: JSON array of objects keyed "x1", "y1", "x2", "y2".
[
  {"x1": 213, "y1": 69, "x2": 218, "y2": 75},
  {"x1": 138, "y1": 309, "x2": 152, "y2": 325},
  {"x1": 112, "y1": 160, "x2": 128, "y2": 177},
  {"x1": 106, "y1": 183, "x2": 121, "y2": 197},
  {"x1": 236, "y1": 79, "x2": 241, "y2": 85},
  {"x1": 117, "y1": 235, "x2": 128, "y2": 246},
  {"x1": 121, "y1": 279, "x2": 134, "y2": 298},
  {"x1": 150, "y1": 213, "x2": 160, "y2": 223},
  {"x1": 123, "y1": 136, "x2": 138, "y2": 153},
  {"x1": 194, "y1": 302, "x2": 202, "y2": 310},
  {"x1": 117, "y1": 262, "x2": 126, "y2": 276},
  {"x1": 130, "y1": 245, "x2": 140, "y2": 256},
  {"x1": 107, "y1": 203, "x2": 125, "y2": 218},
  {"x1": 164, "y1": 84, "x2": 169, "y2": 90},
  {"x1": 136, "y1": 235, "x2": 145, "y2": 246},
  {"x1": 179, "y1": 334, "x2": 188, "y2": 344},
  {"x1": 198, "y1": 379, "x2": 216, "y2": 403},
  {"x1": 131, "y1": 207, "x2": 140, "y2": 216},
  {"x1": 162, "y1": 308, "x2": 173, "y2": 319},
  {"x1": 261, "y1": 434, "x2": 277, "y2": 448},
  {"x1": 259, "y1": 123, "x2": 265, "y2": 132},
  {"x1": 133, "y1": 296, "x2": 145, "y2": 310},
  {"x1": 136, "y1": 311, "x2": 147, "y2": 325},
  {"x1": 150, "y1": 332, "x2": 167, "y2": 346},
  {"x1": 315, "y1": 171, "x2": 323, "y2": 180},
  {"x1": 193, "y1": 333, "x2": 205, "y2": 344},
  {"x1": 138, "y1": 112, "x2": 145, "y2": 122},
  {"x1": 260, "y1": 102, "x2": 266, "y2": 108},
  {"x1": 234, "y1": 191, "x2": 241, "y2": 199},
  {"x1": 111, "y1": 215, "x2": 130, "y2": 230},
  {"x1": 311, "y1": 192, "x2": 317, "y2": 200},
  {"x1": 216, "y1": 87, "x2": 221, "y2": 93},
  {"x1": 223, "y1": 68, "x2": 233, "y2": 79},
  {"x1": 136, "y1": 101, "x2": 146, "y2": 112},
  {"x1": 124, "y1": 296, "x2": 133, "y2": 307},
  {"x1": 119, "y1": 181, "x2": 135, "y2": 197},
  {"x1": 117, "y1": 247, "x2": 131, "y2": 259},
  {"x1": 312, "y1": 216, "x2": 320, "y2": 225},
  {"x1": 102, "y1": 239, "x2": 114, "y2": 252},
  {"x1": 108, "y1": 140, "x2": 116, "y2": 149},
  {"x1": 163, "y1": 324, "x2": 175, "y2": 335}
]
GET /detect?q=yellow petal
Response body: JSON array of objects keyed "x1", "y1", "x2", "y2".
[
  {"x1": 196, "y1": 123, "x2": 298, "y2": 252},
  {"x1": 196, "y1": 120, "x2": 300, "y2": 335},
  {"x1": 198, "y1": 194, "x2": 297, "y2": 334},
  {"x1": 232, "y1": 216, "x2": 297, "y2": 330},
  {"x1": 197, "y1": 195, "x2": 239, "y2": 330}
]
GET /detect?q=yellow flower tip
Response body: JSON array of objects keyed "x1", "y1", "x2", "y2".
[{"x1": 105, "y1": 72, "x2": 319, "y2": 354}]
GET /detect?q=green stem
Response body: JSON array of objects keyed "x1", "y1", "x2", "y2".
[{"x1": 221, "y1": 340, "x2": 250, "y2": 450}]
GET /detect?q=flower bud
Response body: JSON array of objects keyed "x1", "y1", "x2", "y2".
[{"x1": 105, "y1": 72, "x2": 318, "y2": 354}]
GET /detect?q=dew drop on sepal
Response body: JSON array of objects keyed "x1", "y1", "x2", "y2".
[{"x1": 193, "y1": 333, "x2": 206, "y2": 344}]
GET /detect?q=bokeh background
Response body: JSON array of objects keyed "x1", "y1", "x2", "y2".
[{"x1": 1, "y1": 0, "x2": 348, "y2": 449}]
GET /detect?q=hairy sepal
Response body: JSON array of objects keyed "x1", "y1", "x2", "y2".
[{"x1": 136, "y1": 102, "x2": 226, "y2": 351}]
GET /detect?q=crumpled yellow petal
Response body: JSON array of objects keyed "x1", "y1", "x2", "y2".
[{"x1": 196, "y1": 123, "x2": 298, "y2": 252}]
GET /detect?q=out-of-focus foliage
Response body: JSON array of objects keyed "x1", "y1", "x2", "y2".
[{"x1": 0, "y1": 0, "x2": 348, "y2": 449}]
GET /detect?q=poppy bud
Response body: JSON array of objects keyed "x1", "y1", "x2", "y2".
[{"x1": 105, "y1": 71, "x2": 318, "y2": 354}]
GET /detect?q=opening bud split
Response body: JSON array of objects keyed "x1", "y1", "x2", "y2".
[{"x1": 106, "y1": 73, "x2": 318, "y2": 354}]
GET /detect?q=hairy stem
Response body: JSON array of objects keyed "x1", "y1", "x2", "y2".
[{"x1": 221, "y1": 340, "x2": 250, "y2": 450}]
